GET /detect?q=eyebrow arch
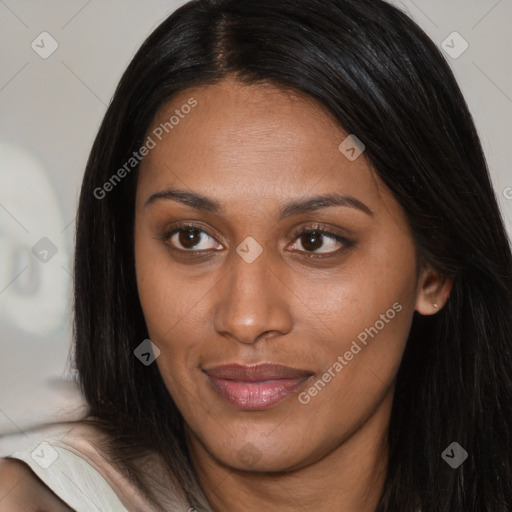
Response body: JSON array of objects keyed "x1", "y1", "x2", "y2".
[{"x1": 144, "y1": 188, "x2": 374, "y2": 218}]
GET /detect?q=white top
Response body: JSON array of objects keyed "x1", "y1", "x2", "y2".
[
  {"x1": 5, "y1": 421, "x2": 197, "y2": 512},
  {"x1": 9, "y1": 443, "x2": 129, "y2": 512}
]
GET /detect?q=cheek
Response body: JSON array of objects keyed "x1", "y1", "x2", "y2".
[
  {"x1": 135, "y1": 217, "x2": 198, "y2": 334},
  {"x1": 134, "y1": 221, "x2": 213, "y2": 390},
  {"x1": 293, "y1": 234, "x2": 417, "y2": 351},
  {"x1": 292, "y1": 291, "x2": 413, "y2": 458},
  {"x1": 292, "y1": 236, "x2": 418, "y2": 413},
  {"x1": 296, "y1": 290, "x2": 412, "y2": 411}
]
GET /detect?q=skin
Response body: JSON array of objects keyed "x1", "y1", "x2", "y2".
[
  {"x1": 134, "y1": 78, "x2": 452, "y2": 512},
  {"x1": 0, "y1": 458, "x2": 74, "y2": 511}
]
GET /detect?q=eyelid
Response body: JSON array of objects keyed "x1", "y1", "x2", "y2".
[{"x1": 289, "y1": 223, "x2": 352, "y2": 244}]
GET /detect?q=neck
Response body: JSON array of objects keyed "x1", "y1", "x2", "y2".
[{"x1": 186, "y1": 389, "x2": 393, "y2": 512}]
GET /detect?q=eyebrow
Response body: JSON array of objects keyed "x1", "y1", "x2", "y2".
[{"x1": 144, "y1": 188, "x2": 374, "y2": 218}]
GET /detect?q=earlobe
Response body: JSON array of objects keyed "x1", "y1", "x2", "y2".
[{"x1": 415, "y1": 268, "x2": 453, "y2": 316}]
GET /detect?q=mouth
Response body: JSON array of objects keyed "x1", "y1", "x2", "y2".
[{"x1": 202, "y1": 363, "x2": 313, "y2": 410}]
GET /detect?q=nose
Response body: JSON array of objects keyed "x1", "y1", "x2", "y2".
[{"x1": 213, "y1": 246, "x2": 293, "y2": 345}]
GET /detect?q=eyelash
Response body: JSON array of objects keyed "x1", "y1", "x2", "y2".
[{"x1": 158, "y1": 222, "x2": 355, "y2": 259}]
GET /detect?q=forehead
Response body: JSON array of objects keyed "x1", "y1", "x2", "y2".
[{"x1": 136, "y1": 79, "x2": 389, "y2": 215}]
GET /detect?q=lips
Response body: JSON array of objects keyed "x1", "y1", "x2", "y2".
[{"x1": 203, "y1": 363, "x2": 313, "y2": 410}]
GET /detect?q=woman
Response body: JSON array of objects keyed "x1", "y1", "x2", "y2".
[{"x1": 1, "y1": 0, "x2": 511, "y2": 510}]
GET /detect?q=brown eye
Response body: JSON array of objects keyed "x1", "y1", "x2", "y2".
[
  {"x1": 299, "y1": 231, "x2": 324, "y2": 252},
  {"x1": 290, "y1": 229, "x2": 350, "y2": 255},
  {"x1": 162, "y1": 225, "x2": 223, "y2": 252},
  {"x1": 178, "y1": 228, "x2": 203, "y2": 249}
]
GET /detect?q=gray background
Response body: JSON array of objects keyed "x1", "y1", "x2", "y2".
[{"x1": 1, "y1": 0, "x2": 511, "y2": 455}]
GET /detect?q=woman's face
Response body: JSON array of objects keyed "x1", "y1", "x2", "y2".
[{"x1": 134, "y1": 79, "x2": 443, "y2": 473}]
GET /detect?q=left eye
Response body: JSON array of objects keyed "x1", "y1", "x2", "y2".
[{"x1": 288, "y1": 229, "x2": 348, "y2": 254}]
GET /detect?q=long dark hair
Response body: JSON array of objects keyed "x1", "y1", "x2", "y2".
[{"x1": 73, "y1": 0, "x2": 512, "y2": 510}]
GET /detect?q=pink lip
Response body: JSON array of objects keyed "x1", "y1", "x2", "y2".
[{"x1": 203, "y1": 363, "x2": 313, "y2": 410}]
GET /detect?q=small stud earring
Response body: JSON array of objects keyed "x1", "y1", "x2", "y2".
[{"x1": 433, "y1": 303, "x2": 439, "y2": 309}]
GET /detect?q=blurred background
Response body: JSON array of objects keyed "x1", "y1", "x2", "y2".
[{"x1": 0, "y1": 0, "x2": 511, "y2": 456}]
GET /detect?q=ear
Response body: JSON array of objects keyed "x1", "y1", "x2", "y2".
[{"x1": 415, "y1": 267, "x2": 453, "y2": 316}]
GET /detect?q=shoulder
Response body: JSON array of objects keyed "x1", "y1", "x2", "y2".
[
  {"x1": 1, "y1": 419, "x2": 164, "y2": 511},
  {"x1": 2, "y1": 419, "x2": 195, "y2": 512},
  {"x1": 0, "y1": 457, "x2": 74, "y2": 511},
  {"x1": 0, "y1": 419, "x2": 113, "y2": 512}
]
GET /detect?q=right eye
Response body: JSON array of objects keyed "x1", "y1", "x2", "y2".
[{"x1": 160, "y1": 224, "x2": 224, "y2": 253}]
